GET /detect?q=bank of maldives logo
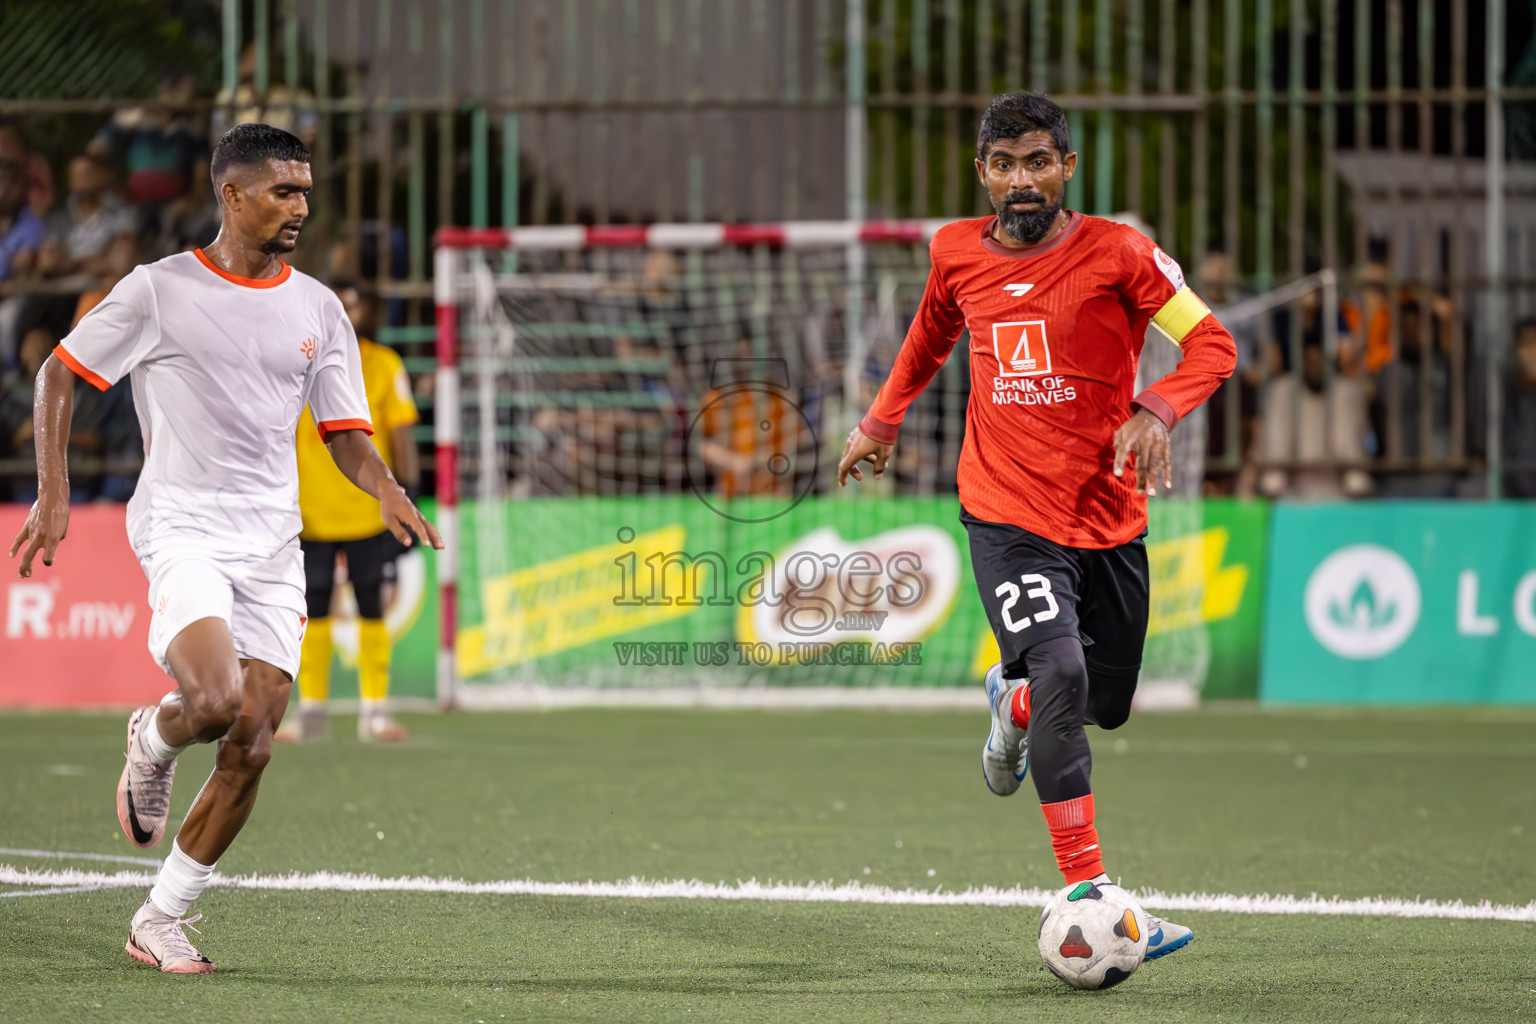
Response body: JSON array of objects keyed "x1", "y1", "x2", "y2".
[
  {"x1": 1303, "y1": 544, "x2": 1421, "y2": 659},
  {"x1": 992, "y1": 320, "x2": 1052, "y2": 377}
]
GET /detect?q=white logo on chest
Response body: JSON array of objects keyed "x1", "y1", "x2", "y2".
[
  {"x1": 1003, "y1": 283, "x2": 1035, "y2": 297},
  {"x1": 992, "y1": 321, "x2": 1052, "y2": 377}
]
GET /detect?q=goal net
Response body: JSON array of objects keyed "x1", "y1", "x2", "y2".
[{"x1": 430, "y1": 221, "x2": 1218, "y2": 707}]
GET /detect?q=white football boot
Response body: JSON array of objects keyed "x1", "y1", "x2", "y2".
[
  {"x1": 1142, "y1": 911, "x2": 1195, "y2": 960},
  {"x1": 358, "y1": 706, "x2": 409, "y2": 742},
  {"x1": 125, "y1": 898, "x2": 215, "y2": 974},
  {"x1": 981, "y1": 662, "x2": 1029, "y2": 796},
  {"x1": 116, "y1": 706, "x2": 176, "y2": 848},
  {"x1": 1097, "y1": 882, "x2": 1195, "y2": 961},
  {"x1": 274, "y1": 703, "x2": 331, "y2": 743}
]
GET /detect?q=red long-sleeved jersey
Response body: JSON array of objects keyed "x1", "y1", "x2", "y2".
[{"x1": 860, "y1": 213, "x2": 1236, "y2": 549}]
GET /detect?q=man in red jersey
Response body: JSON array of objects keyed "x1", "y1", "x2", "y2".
[{"x1": 839, "y1": 93, "x2": 1235, "y2": 961}]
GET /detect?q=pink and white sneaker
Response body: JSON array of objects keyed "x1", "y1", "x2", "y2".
[
  {"x1": 116, "y1": 706, "x2": 176, "y2": 849},
  {"x1": 125, "y1": 898, "x2": 215, "y2": 974}
]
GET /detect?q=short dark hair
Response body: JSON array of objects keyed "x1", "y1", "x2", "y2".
[
  {"x1": 210, "y1": 123, "x2": 310, "y2": 180},
  {"x1": 977, "y1": 92, "x2": 1071, "y2": 160}
]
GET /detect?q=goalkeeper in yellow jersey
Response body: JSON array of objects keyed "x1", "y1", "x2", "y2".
[{"x1": 280, "y1": 280, "x2": 421, "y2": 743}]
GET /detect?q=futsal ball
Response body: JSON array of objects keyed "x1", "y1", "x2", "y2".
[{"x1": 1036, "y1": 880, "x2": 1150, "y2": 990}]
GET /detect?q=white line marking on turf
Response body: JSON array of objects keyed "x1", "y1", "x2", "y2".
[
  {"x1": 1, "y1": 884, "x2": 113, "y2": 899},
  {"x1": 0, "y1": 847, "x2": 162, "y2": 868},
  {"x1": 1, "y1": 863, "x2": 1533, "y2": 922}
]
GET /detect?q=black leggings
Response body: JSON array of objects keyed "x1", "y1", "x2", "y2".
[
  {"x1": 302, "y1": 532, "x2": 402, "y2": 620},
  {"x1": 1024, "y1": 635, "x2": 1140, "y2": 805}
]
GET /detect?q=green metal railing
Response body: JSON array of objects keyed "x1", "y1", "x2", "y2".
[{"x1": 2, "y1": 0, "x2": 1531, "y2": 490}]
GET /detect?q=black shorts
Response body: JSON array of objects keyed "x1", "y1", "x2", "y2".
[
  {"x1": 961, "y1": 509, "x2": 1149, "y2": 680},
  {"x1": 301, "y1": 530, "x2": 405, "y2": 603}
]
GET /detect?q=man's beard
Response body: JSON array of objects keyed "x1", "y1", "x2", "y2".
[
  {"x1": 993, "y1": 190, "x2": 1060, "y2": 245},
  {"x1": 260, "y1": 234, "x2": 298, "y2": 254}
]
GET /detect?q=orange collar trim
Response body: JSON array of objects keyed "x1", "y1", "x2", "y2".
[{"x1": 194, "y1": 248, "x2": 292, "y2": 288}]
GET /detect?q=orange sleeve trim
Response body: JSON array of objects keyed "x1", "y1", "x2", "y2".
[
  {"x1": 317, "y1": 418, "x2": 375, "y2": 442},
  {"x1": 194, "y1": 248, "x2": 292, "y2": 288},
  {"x1": 53, "y1": 344, "x2": 112, "y2": 392}
]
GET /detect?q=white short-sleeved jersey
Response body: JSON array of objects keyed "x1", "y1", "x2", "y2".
[{"x1": 56, "y1": 249, "x2": 372, "y2": 561}]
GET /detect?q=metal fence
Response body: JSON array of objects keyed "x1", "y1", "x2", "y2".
[{"x1": 1, "y1": 0, "x2": 1533, "y2": 495}]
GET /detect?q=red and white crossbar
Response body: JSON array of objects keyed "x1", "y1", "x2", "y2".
[
  {"x1": 430, "y1": 219, "x2": 949, "y2": 703},
  {"x1": 435, "y1": 218, "x2": 953, "y2": 251}
]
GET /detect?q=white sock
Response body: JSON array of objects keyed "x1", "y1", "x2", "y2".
[
  {"x1": 148, "y1": 840, "x2": 216, "y2": 918},
  {"x1": 359, "y1": 698, "x2": 382, "y2": 713},
  {"x1": 140, "y1": 709, "x2": 187, "y2": 765},
  {"x1": 1090, "y1": 872, "x2": 1112, "y2": 886}
]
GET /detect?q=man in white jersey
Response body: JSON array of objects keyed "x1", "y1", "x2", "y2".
[{"x1": 9, "y1": 124, "x2": 442, "y2": 974}]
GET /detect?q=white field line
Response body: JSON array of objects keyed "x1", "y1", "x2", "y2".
[
  {"x1": 1, "y1": 884, "x2": 113, "y2": 899},
  {"x1": 0, "y1": 847, "x2": 163, "y2": 868},
  {"x1": 2, "y1": 862, "x2": 1534, "y2": 922}
]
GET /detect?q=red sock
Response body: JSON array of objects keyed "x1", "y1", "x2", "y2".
[
  {"x1": 1009, "y1": 681, "x2": 1031, "y2": 730},
  {"x1": 1041, "y1": 794, "x2": 1105, "y2": 883}
]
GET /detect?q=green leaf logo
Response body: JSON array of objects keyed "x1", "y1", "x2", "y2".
[{"x1": 1328, "y1": 578, "x2": 1398, "y2": 632}]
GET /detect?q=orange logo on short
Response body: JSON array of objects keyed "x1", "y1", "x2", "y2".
[
  {"x1": 301, "y1": 336, "x2": 317, "y2": 360},
  {"x1": 299, "y1": 615, "x2": 308, "y2": 639},
  {"x1": 156, "y1": 595, "x2": 169, "y2": 616}
]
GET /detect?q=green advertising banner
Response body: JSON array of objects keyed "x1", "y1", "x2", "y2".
[
  {"x1": 380, "y1": 495, "x2": 1267, "y2": 699},
  {"x1": 1262, "y1": 503, "x2": 1536, "y2": 704}
]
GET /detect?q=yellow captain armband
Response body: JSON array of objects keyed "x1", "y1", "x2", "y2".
[{"x1": 1151, "y1": 287, "x2": 1213, "y2": 347}]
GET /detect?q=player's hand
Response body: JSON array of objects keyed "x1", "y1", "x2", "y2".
[
  {"x1": 9, "y1": 493, "x2": 71, "y2": 578},
  {"x1": 837, "y1": 427, "x2": 894, "y2": 486},
  {"x1": 1112, "y1": 408, "x2": 1173, "y2": 496},
  {"x1": 380, "y1": 485, "x2": 444, "y2": 550}
]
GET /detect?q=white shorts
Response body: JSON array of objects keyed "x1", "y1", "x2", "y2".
[{"x1": 141, "y1": 543, "x2": 307, "y2": 680}]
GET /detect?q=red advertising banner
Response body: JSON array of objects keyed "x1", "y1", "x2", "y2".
[{"x1": 1, "y1": 504, "x2": 169, "y2": 708}]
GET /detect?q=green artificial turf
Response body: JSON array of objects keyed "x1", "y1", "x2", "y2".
[{"x1": 2, "y1": 706, "x2": 1534, "y2": 1023}]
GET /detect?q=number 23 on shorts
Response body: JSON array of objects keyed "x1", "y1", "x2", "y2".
[{"x1": 994, "y1": 574, "x2": 1060, "y2": 633}]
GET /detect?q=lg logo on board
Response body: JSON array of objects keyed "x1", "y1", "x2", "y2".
[{"x1": 1305, "y1": 543, "x2": 1536, "y2": 660}]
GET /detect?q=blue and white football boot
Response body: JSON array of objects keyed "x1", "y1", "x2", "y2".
[
  {"x1": 981, "y1": 662, "x2": 1029, "y2": 796},
  {"x1": 1141, "y1": 911, "x2": 1194, "y2": 960}
]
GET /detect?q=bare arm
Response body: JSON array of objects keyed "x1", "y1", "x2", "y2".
[
  {"x1": 9, "y1": 355, "x2": 77, "y2": 576},
  {"x1": 388, "y1": 423, "x2": 420, "y2": 489},
  {"x1": 326, "y1": 428, "x2": 442, "y2": 549}
]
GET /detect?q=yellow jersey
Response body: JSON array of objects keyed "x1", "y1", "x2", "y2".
[{"x1": 297, "y1": 338, "x2": 419, "y2": 541}]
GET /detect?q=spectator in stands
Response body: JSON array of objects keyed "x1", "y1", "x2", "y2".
[
  {"x1": 1369, "y1": 291, "x2": 1461, "y2": 495},
  {"x1": 211, "y1": 43, "x2": 321, "y2": 149},
  {"x1": 34, "y1": 154, "x2": 140, "y2": 337},
  {"x1": 90, "y1": 68, "x2": 212, "y2": 256},
  {"x1": 0, "y1": 121, "x2": 54, "y2": 219},
  {"x1": 1342, "y1": 238, "x2": 1395, "y2": 383},
  {"x1": 0, "y1": 151, "x2": 47, "y2": 371},
  {"x1": 1198, "y1": 248, "x2": 1263, "y2": 477},
  {"x1": 1, "y1": 324, "x2": 140, "y2": 504},
  {"x1": 697, "y1": 345, "x2": 807, "y2": 501},
  {"x1": 1250, "y1": 290, "x2": 1372, "y2": 501},
  {"x1": 1504, "y1": 319, "x2": 1536, "y2": 498}
]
